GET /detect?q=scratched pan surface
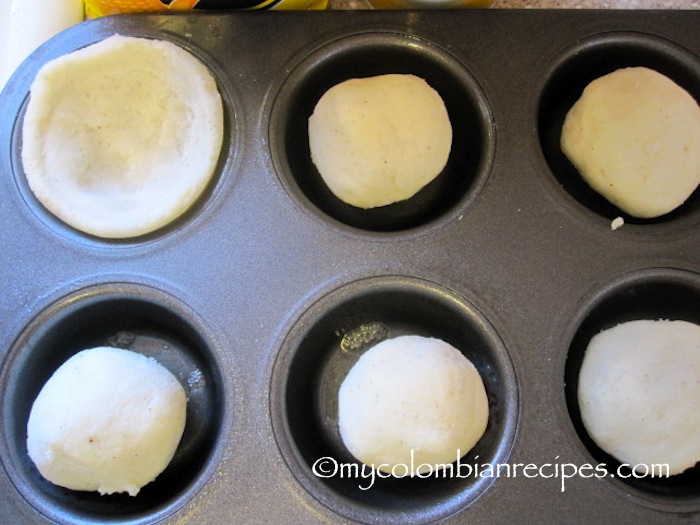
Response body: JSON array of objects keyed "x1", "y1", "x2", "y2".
[{"x1": 0, "y1": 9, "x2": 699, "y2": 525}]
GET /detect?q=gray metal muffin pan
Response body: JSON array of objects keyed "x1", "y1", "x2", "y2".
[{"x1": 0, "y1": 8, "x2": 699, "y2": 525}]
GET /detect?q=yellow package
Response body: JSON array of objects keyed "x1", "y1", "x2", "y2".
[
  {"x1": 85, "y1": 0, "x2": 199, "y2": 16},
  {"x1": 85, "y1": 0, "x2": 326, "y2": 16}
]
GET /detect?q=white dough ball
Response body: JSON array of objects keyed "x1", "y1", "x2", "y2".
[
  {"x1": 338, "y1": 335, "x2": 488, "y2": 474},
  {"x1": 308, "y1": 74, "x2": 453, "y2": 209},
  {"x1": 578, "y1": 320, "x2": 700, "y2": 475},
  {"x1": 561, "y1": 67, "x2": 700, "y2": 218},
  {"x1": 26, "y1": 347, "x2": 187, "y2": 496},
  {"x1": 21, "y1": 34, "x2": 224, "y2": 238}
]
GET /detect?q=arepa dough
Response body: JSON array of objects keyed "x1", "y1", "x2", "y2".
[
  {"x1": 338, "y1": 335, "x2": 488, "y2": 474},
  {"x1": 578, "y1": 320, "x2": 700, "y2": 475},
  {"x1": 561, "y1": 67, "x2": 700, "y2": 218},
  {"x1": 308, "y1": 74, "x2": 453, "y2": 209},
  {"x1": 21, "y1": 34, "x2": 224, "y2": 238},
  {"x1": 26, "y1": 347, "x2": 187, "y2": 496}
]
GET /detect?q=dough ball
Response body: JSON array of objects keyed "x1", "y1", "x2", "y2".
[
  {"x1": 21, "y1": 34, "x2": 224, "y2": 238},
  {"x1": 26, "y1": 347, "x2": 187, "y2": 496},
  {"x1": 338, "y1": 335, "x2": 488, "y2": 474},
  {"x1": 578, "y1": 320, "x2": 700, "y2": 475},
  {"x1": 308, "y1": 74, "x2": 453, "y2": 209},
  {"x1": 561, "y1": 67, "x2": 700, "y2": 218}
]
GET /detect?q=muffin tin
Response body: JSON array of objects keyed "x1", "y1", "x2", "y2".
[{"x1": 0, "y1": 8, "x2": 699, "y2": 525}]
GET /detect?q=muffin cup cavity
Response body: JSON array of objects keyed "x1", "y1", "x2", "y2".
[
  {"x1": 0, "y1": 282, "x2": 227, "y2": 525},
  {"x1": 271, "y1": 276, "x2": 517, "y2": 524},
  {"x1": 9, "y1": 32, "x2": 237, "y2": 249},
  {"x1": 538, "y1": 32, "x2": 700, "y2": 226},
  {"x1": 269, "y1": 32, "x2": 495, "y2": 234},
  {"x1": 564, "y1": 268, "x2": 700, "y2": 512}
]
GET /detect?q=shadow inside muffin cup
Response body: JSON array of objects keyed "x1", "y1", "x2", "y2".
[
  {"x1": 269, "y1": 32, "x2": 494, "y2": 234},
  {"x1": 0, "y1": 283, "x2": 225, "y2": 525},
  {"x1": 271, "y1": 276, "x2": 517, "y2": 524},
  {"x1": 537, "y1": 32, "x2": 700, "y2": 226},
  {"x1": 564, "y1": 268, "x2": 700, "y2": 512}
]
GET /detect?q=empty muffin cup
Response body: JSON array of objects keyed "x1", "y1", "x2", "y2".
[
  {"x1": 269, "y1": 32, "x2": 494, "y2": 234},
  {"x1": 271, "y1": 275, "x2": 518, "y2": 524},
  {"x1": 564, "y1": 267, "x2": 700, "y2": 512},
  {"x1": 0, "y1": 282, "x2": 228, "y2": 525}
]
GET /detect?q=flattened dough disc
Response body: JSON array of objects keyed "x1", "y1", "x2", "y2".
[{"x1": 21, "y1": 34, "x2": 224, "y2": 238}]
